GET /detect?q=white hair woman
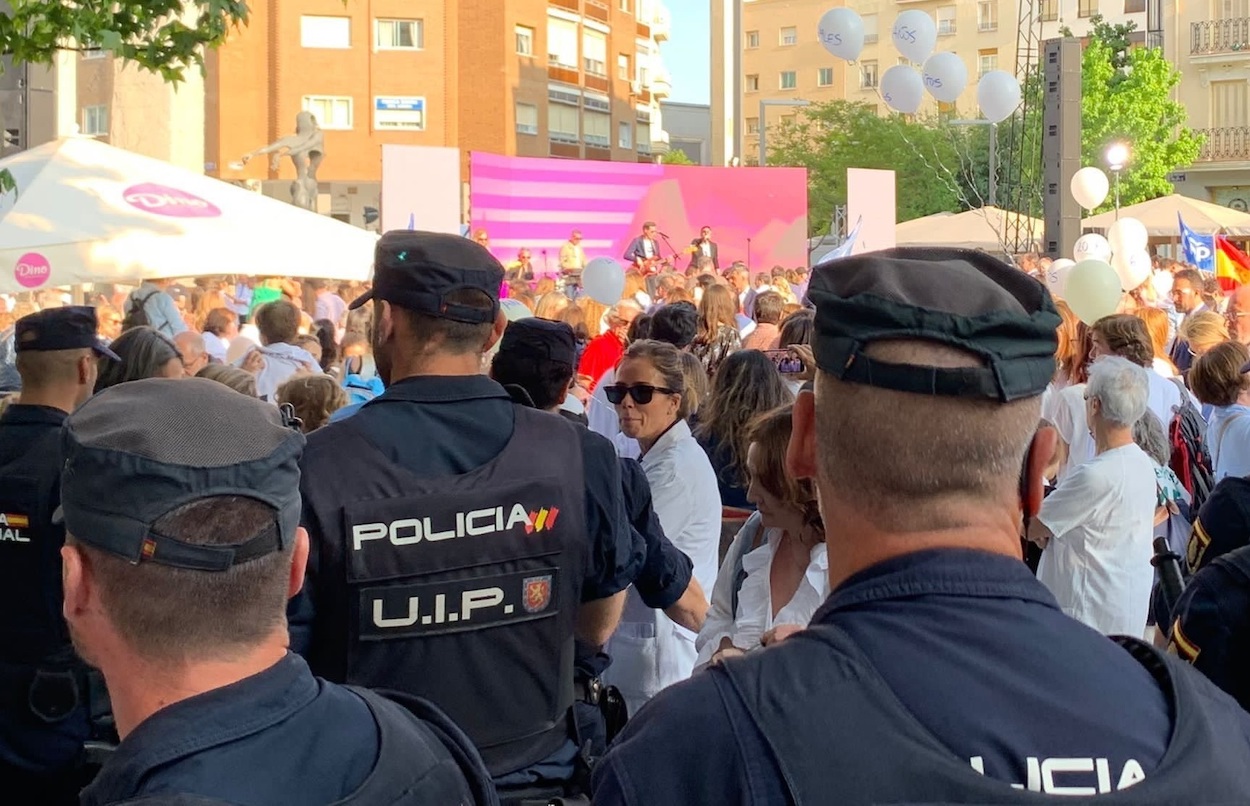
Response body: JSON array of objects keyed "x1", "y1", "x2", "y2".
[{"x1": 1027, "y1": 356, "x2": 1160, "y2": 637}]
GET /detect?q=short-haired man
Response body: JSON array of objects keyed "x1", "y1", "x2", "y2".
[
  {"x1": 594, "y1": 249, "x2": 1250, "y2": 803},
  {"x1": 247, "y1": 299, "x2": 318, "y2": 402},
  {"x1": 690, "y1": 226, "x2": 719, "y2": 271},
  {"x1": 291, "y1": 231, "x2": 642, "y2": 801},
  {"x1": 0, "y1": 307, "x2": 117, "y2": 803},
  {"x1": 623, "y1": 222, "x2": 660, "y2": 273},
  {"x1": 61, "y1": 378, "x2": 489, "y2": 805},
  {"x1": 174, "y1": 331, "x2": 209, "y2": 376},
  {"x1": 1028, "y1": 356, "x2": 1160, "y2": 636},
  {"x1": 1227, "y1": 284, "x2": 1250, "y2": 346},
  {"x1": 311, "y1": 279, "x2": 348, "y2": 327},
  {"x1": 743, "y1": 291, "x2": 784, "y2": 351},
  {"x1": 1170, "y1": 268, "x2": 1208, "y2": 372},
  {"x1": 559, "y1": 230, "x2": 587, "y2": 291},
  {"x1": 122, "y1": 277, "x2": 187, "y2": 337}
]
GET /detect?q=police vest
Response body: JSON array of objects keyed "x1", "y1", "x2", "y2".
[
  {"x1": 304, "y1": 406, "x2": 587, "y2": 777},
  {"x1": 715, "y1": 623, "x2": 1250, "y2": 803}
]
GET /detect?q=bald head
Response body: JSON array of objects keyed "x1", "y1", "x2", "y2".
[{"x1": 174, "y1": 332, "x2": 208, "y2": 375}]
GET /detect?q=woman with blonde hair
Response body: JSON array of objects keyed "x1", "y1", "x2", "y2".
[
  {"x1": 1137, "y1": 306, "x2": 1178, "y2": 378},
  {"x1": 576, "y1": 296, "x2": 608, "y2": 338},
  {"x1": 533, "y1": 277, "x2": 556, "y2": 299},
  {"x1": 1180, "y1": 311, "x2": 1229, "y2": 362},
  {"x1": 534, "y1": 291, "x2": 571, "y2": 322},
  {"x1": 690, "y1": 284, "x2": 742, "y2": 378}
]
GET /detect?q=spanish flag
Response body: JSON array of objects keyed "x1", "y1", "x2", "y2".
[{"x1": 1216, "y1": 235, "x2": 1250, "y2": 291}]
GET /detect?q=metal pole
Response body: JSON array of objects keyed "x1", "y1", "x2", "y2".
[
  {"x1": 1113, "y1": 171, "x2": 1121, "y2": 219},
  {"x1": 988, "y1": 123, "x2": 997, "y2": 207},
  {"x1": 758, "y1": 99, "x2": 766, "y2": 166}
]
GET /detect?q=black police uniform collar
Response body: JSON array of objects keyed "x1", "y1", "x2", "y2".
[
  {"x1": 816, "y1": 548, "x2": 1059, "y2": 621},
  {"x1": 0, "y1": 403, "x2": 68, "y2": 426},
  {"x1": 373, "y1": 374, "x2": 512, "y2": 405},
  {"x1": 80, "y1": 653, "x2": 315, "y2": 803}
]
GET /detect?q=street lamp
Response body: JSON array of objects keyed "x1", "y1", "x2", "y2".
[
  {"x1": 950, "y1": 119, "x2": 998, "y2": 207},
  {"x1": 1105, "y1": 142, "x2": 1129, "y2": 219},
  {"x1": 758, "y1": 98, "x2": 810, "y2": 166}
]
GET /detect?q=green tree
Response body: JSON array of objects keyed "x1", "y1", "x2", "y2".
[
  {"x1": 766, "y1": 101, "x2": 986, "y2": 236},
  {"x1": 660, "y1": 149, "x2": 696, "y2": 165},
  {"x1": 0, "y1": 0, "x2": 249, "y2": 82},
  {"x1": 1063, "y1": 16, "x2": 1201, "y2": 210}
]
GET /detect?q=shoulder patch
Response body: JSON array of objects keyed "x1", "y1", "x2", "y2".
[{"x1": 1169, "y1": 618, "x2": 1201, "y2": 663}]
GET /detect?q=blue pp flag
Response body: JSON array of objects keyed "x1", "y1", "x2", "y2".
[{"x1": 1179, "y1": 212, "x2": 1215, "y2": 272}]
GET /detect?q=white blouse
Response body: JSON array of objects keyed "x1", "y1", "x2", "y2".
[{"x1": 695, "y1": 523, "x2": 830, "y2": 667}]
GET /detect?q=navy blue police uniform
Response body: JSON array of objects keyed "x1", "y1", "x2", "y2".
[
  {"x1": 0, "y1": 307, "x2": 118, "y2": 803},
  {"x1": 593, "y1": 248, "x2": 1250, "y2": 804},
  {"x1": 1169, "y1": 543, "x2": 1250, "y2": 710},
  {"x1": 290, "y1": 232, "x2": 642, "y2": 796},
  {"x1": 1185, "y1": 475, "x2": 1250, "y2": 575},
  {"x1": 490, "y1": 318, "x2": 693, "y2": 759},
  {"x1": 59, "y1": 378, "x2": 495, "y2": 806}
]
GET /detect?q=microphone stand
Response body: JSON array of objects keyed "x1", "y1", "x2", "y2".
[{"x1": 657, "y1": 232, "x2": 681, "y2": 272}]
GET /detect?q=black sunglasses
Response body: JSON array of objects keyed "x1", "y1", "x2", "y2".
[{"x1": 604, "y1": 383, "x2": 677, "y2": 405}]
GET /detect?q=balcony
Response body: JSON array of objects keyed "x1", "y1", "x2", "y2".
[
  {"x1": 1195, "y1": 127, "x2": 1250, "y2": 162},
  {"x1": 585, "y1": 0, "x2": 609, "y2": 23},
  {"x1": 1191, "y1": 18, "x2": 1250, "y2": 56},
  {"x1": 549, "y1": 0, "x2": 579, "y2": 12},
  {"x1": 651, "y1": 69, "x2": 672, "y2": 99},
  {"x1": 652, "y1": 5, "x2": 671, "y2": 41}
]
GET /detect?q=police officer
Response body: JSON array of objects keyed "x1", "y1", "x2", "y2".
[
  {"x1": 490, "y1": 318, "x2": 709, "y2": 756},
  {"x1": 1184, "y1": 473, "x2": 1250, "y2": 576},
  {"x1": 291, "y1": 231, "x2": 643, "y2": 802},
  {"x1": 0, "y1": 307, "x2": 117, "y2": 802},
  {"x1": 60, "y1": 378, "x2": 493, "y2": 805},
  {"x1": 1169, "y1": 542, "x2": 1250, "y2": 710},
  {"x1": 594, "y1": 248, "x2": 1250, "y2": 803}
]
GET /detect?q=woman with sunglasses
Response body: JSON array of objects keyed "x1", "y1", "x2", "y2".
[{"x1": 601, "y1": 340, "x2": 720, "y2": 716}]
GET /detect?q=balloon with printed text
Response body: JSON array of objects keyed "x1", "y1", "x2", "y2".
[
  {"x1": 583, "y1": 257, "x2": 626, "y2": 305},
  {"x1": 1064, "y1": 259, "x2": 1123, "y2": 325},
  {"x1": 891, "y1": 10, "x2": 937, "y2": 64},
  {"x1": 818, "y1": 8, "x2": 865, "y2": 62},
  {"x1": 921, "y1": 52, "x2": 968, "y2": 104},
  {"x1": 975, "y1": 70, "x2": 1021, "y2": 123},
  {"x1": 1045, "y1": 258, "x2": 1075, "y2": 297},
  {"x1": 880, "y1": 65, "x2": 925, "y2": 114},
  {"x1": 1070, "y1": 167, "x2": 1110, "y2": 210},
  {"x1": 1073, "y1": 233, "x2": 1112, "y2": 264}
]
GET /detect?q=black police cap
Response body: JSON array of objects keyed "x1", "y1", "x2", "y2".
[
  {"x1": 808, "y1": 248, "x2": 1059, "y2": 402},
  {"x1": 499, "y1": 318, "x2": 577, "y2": 367},
  {"x1": 15, "y1": 306, "x2": 120, "y2": 361},
  {"x1": 57, "y1": 378, "x2": 304, "y2": 571},
  {"x1": 350, "y1": 230, "x2": 504, "y2": 325}
]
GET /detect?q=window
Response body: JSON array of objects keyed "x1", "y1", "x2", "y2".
[
  {"x1": 978, "y1": 48, "x2": 998, "y2": 78},
  {"x1": 937, "y1": 7, "x2": 956, "y2": 35},
  {"x1": 780, "y1": 70, "x2": 797, "y2": 90},
  {"x1": 636, "y1": 53, "x2": 649, "y2": 88},
  {"x1": 302, "y1": 95, "x2": 353, "y2": 130},
  {"x1": 620, "y1": 0, "x2": 631, "y2": 12},
  {"x1": 1211, "y1": 80, "x2": 1248, "y2": 128},
  {"x1": 746, "y1": 117, "x2": 760, "y2": 135},
  {"x1": 547, "y1": 17, "x2": 578, "y2": 69},
  {"x1": 516, "y1": 25, "x2": 534, "y2": 56},
  {"x1": 863, "y1": 14, "x2": 879, "y2": 44},
  {"x1": 300, "y1": 16, "x2": 350, "y2": 49},
  {"x1": 81, "y1": 105, "x2": 108, "y2": 136},
  {"x1": 1039, "y1": 0, "x2": 1059, "y2": 21},
  {"x1": 376, "y1": 19, "x2": 423, "y2": 50},
  {"x1": 1078, "y1": 0, "x2": 1098, "y2": 17},
  {"x1": 746, "y1": 73, "x2": 760, "y2": 91},
  {"x1": 619, "y1": 121, "x2": 633, "y2": 148},
  {"x1": 861, "y1": 60, "x2": 878, "y2": 89},
  {"x1": 1123, "y1": 0, "x2": 1145, "y2": 11},
  {"x1": 548, "y1": 104, "x2": 580, "y2": 142},
  {"x1": 977, "y1": 1, "x2": 998, "y2": 31},
  {"x1": 584, "y1": 110, "x2": 611, "y2": 147},
  {"x1": 780, "y1": 26, "x2": 798, "y2": 46},
  {"x1": 583, "y1": 30, "x2": 607, "y2": 76},
  {"x1": 746, "y1": 30, "x2": 760, "y2": 48},
  {"x1": 818, "y1": 67, "x2": 834, "y2": 87},
  {"x1": 618, "y1": 54, "x2": 630, "y2": 79},
  {"x1": 516, "y1": 102, "x2": 538, "y2": 135}
]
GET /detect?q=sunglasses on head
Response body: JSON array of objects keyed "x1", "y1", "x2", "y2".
[{"x1": 604, "y1": 383, "x2": 677, "y2": 405}]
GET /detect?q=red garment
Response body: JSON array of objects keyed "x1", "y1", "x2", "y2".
[{"x1": 578, "y1": 333, "x2": 625, "y2": 391}]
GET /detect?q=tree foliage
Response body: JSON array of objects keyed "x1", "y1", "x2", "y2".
[
  {"x1": 660, "y1": 148, "x2": 696, "y2": 165},
  {"x1": 765, "y1": 101, "x2": 989, "y2": 236},
  {"x1": 0, "y1": 0, "x2": 249, "y2": 82}
]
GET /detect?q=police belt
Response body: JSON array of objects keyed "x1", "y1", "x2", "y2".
[{"x1": 25, "y1": 647, "x2": 117, "y2": 752}]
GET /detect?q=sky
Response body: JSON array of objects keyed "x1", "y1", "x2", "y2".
[{"x1": 664, "y1": 3, "x2": 711, "y2": 105}]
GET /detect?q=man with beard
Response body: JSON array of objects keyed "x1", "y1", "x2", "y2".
[{"x1": 289, "y1": 231, "x2": 642, "y2": 803}]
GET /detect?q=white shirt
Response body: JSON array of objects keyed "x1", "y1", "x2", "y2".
[
  {"x1": 202, "y1": 331, "x2": 230, "y2": 362},
  {"x1": 695, "y1": 523, "x2": 829, "y2": 667},
  {"x1": 603, "y1": 419, "x2": 720, "y2": 715},
  {"x1": 1045, "y1": 383, "x2": 1095, "y2": 482},
  {"x1": 1151, "y1": 357, "x2": 1177, "y2": 379},
  {"x1": 1145, "y1": 371, "x2": 1184, "y2": 428},
  {"x1": 588, "y1": 366, "x2": 642, "y2": 458},
  {"x1": 1037, "y1": 443, "x2": 1159, "y2": 637},
  {"x1": 240, "y1": 342, "x2": 317, "y2": 403}
]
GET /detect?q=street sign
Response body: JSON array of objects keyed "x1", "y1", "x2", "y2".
[{"x1": 1167, "y1": 172, "x2": 1187, "y2": 184}]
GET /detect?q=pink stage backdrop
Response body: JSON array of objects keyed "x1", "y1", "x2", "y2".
[{"x1": 469, "y1": 152, "x2": 807, "y2": 275}]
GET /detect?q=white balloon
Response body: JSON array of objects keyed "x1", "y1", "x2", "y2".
[
  {"x1": 1073, "y1": 233, "x2": 1112, "y2": 264},
  {"x1": 583, "y1": 257, "x2": 625, "y2": 305},
  {"x1": 976, "y1": 70, "x2": 1021, "y2": 123},
  {"x1": 1111, "y1": 250, "x2": 1153, "y2": 292},
  {"x1": 1107, "y1": 217, "x2": 1149, "y2": 257},
  {"x1": 921, "y1": 52, "x2": 968, "y2": 104},
  {"x1": 1070, "y1": 167, "x2": 1110, "y2": 210},
  {"x1": 1152, "y1": 269, "x2": 1174, "y2": 299},
  {"x1": 818, "y1": 8, "x2": 865, "y2": 62},
  {"x1": 1045, "y1": 258, "x2": 1075, "y2": 297},
  {"x1": 880, "y1": 65, "x2": 925, "y2": 114},
  {"x1": 1065, "y1": 259, "x2": 1123, "y2": 325},
  {"x1": 892, "y1": 10, "x2": 937, "y2": 64}
]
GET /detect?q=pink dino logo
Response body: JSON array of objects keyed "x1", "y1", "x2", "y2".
[
  {"x1": 14, "y1": 252, "x2": 50, "y2": 288},
  {"x1": 123, "y1": 183, "x2": 221, "y2": 218}
]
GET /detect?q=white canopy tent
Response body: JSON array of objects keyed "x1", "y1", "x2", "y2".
[
  {"x1": 1083, "y1": 194, "x2": 1250, "y2": 236},
  {"x1": 0, "y1": 137, "x2": 377, "y2": 295},
  {"x1": 895, "y1": 207, "x2": 1042, "y2": 253}
]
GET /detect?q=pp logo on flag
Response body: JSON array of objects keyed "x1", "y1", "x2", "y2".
[{"x1": 1186, "y1": 236, "x2": 1212, "y2": 262}]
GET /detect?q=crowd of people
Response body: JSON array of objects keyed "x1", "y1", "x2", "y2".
[{"x1": 4, "y1": 232, "x2": 1250, "y2": 804}]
